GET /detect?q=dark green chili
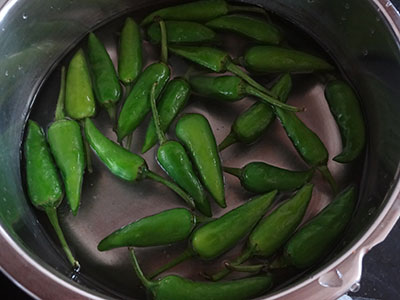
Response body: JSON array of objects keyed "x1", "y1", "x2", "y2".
[
  {"x1": 147, "y1": 21, "x2": 217, "y2": 44},
  {"x1": 141, "y1": 0, "x2": 267, "y2": 26},
  {"x1": 47, "y1": 67, "x2": 85, "y2": 215},
  {"x1": 175, "y1": 113, "x2": 225, "y2": 208},
  {"x1": 98, "y1": 208, "x2": 199, "y2": 251},
  {"x1": 209, "y1": 184, "x2": 313, "y2": 281},
  {"x1": 224, "y1": 162, "x2": 314, "y2": 194},
  {"x1": 324, "y1": 80, "x2": 366, "y2": 163},
  {"x1": 148, "y1": 191, "x2": 277, "y2": 279},
  {"x1": 25, "y1": 120, "x2": 79, "y2": 268},
  {"x1": 130, "y1": 248, "x2": 273, "y2": 300},
  {"x1": 216, "y1": 73, "x2": 291, "y2": 150},
  {"x1": 189, "y1": 74, "x2": 302, "y2": 112},
  {"x1": 118, "y1": 17, "x2": 142, "y2": 86},
  {"x1": 283, "y1": 185, "x2": 356, "y2": 269},
  {"x1": 243, "y1": 46, "x2": 334, "y2": 73},
  {"x1": 142, "y1": 78, "x2": 190, "y2": 153},
  {"x1": 84, "y1": 118, "x2": 195, "y2": 209},
  {"x1": 206, "y1": 14, "x2": 282, "y2": 44},
  {"x1": 87, "y1": 32, "x2": 121, "y2": 122},
  {"x1": 150, "y1": 83, "x2": 211, "y2": 217}
]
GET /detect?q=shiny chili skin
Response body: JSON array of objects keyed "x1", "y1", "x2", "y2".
[
  {"x1": 284, "y1": 185, "x2": 356, "y2": 269},
  {"x1": 243, "y1": 46, "x2": 334, "y2": 73},
  {"x1": 324, "y1": 80, "x2": 366, "y2": 163},
  {"x1": 98, "y1": 208, "x2": 197, "y2": 251},
  {"x1": 142, "y1": 78, "x2": 190, "y2": 153},
  {"x1": 218, "y1": 73, "x2": 292, "y2": 150},
  {"x1": 206, "y1": 14, "x2": 282, "y2": 44},
  {"x1": 118, "y1": 17, "x2": 142, "y2": 86},
  {"x1": 130, "y1": 248, "x2": 273, "y2": 300},
  {"x1": 147, "y1": 21, "x2": 217, "y2": 44},
  {"x1": 224, "y1": 162, "x2": 314, "y2": 194},
  {"x1": 175, "y1": 113, "x2": 225, "y2": 208}
]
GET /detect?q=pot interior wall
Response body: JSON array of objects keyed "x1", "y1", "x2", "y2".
[{"x1": 0, "y1": 0, "x2": 399, "y2": 299}]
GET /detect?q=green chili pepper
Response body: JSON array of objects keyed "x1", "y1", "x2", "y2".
[
  {"x1": 148, "y1": 191, "x2": 277, "y2": 279},
  {"x1": 118, "y1": 17, "x2": 142, "y2": 86},
  {"x1": 142, "y1": 78, "x2": 190, "y2": 153},
  {"x1": 147, "y1": 21, "x2": 217, "y2": 44},
  {"x1": 84, "y1": 118, "x2": 195, "y2": 209},
  {"x1": 25, "y1": 120, "x2": 79, "y2": 268},
  {"x1": 47, "y1": 67, "x2": 85, "y2": 215},
  {"x1": 209, "y1": 184, "x2": 313, "y2": 281},
  {"x1": 87, "y1": 32, "x2": 121, "y2": 122},
  {"x1": 117, "y1": 62, "x2": 170, "y2": 142},
  {"x1": 324, "y1": 80, "x2": 366, "y2": 163},
  {"x1": 189, "y1": 74, "x2": 301, "y2": 112},
  {"x1": 169, "y1": 45, "x2": 285, "y2": 100},
  {"x1": 243, "y1": 46, "x2": 334, "y2": 73},
  {"x1": 283, "y1": 185, "x2": 356, "y2": 269},
  {"x1": 150, "y1": 83, "x2": 211, "y2": 216},
  {"x1": 98, "y1": 208, "x2": 199, "y2": 251},
  {"x1": 130, "y1": 248, "x2": 273, "y2": 300},
  {"x1": 206, "y1": 14, "x2": 282, "y2": 45},
  {"x1": 141, "y1": 0, "x2": 267, "y2": 26},
  {"x1": 175, "y1": 113, "x2": 225, "y2": 208},
  {"x1": 223, "y1": 162, "x2": 314, "y2": 194}
]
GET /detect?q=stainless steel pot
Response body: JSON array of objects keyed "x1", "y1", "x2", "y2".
[{"x1": 1, "y1": 0, "x2": 400, "y2": 299}]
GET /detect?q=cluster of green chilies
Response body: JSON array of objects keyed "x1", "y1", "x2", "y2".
[{"x1": 23, "y1": 0, "x2": 366, "y2": 299}]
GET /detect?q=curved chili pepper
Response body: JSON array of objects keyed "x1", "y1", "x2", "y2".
[
  {"x1": 118, "y1": 17, "x2": 142, "y2": 86},
  {"x1": 24, "y1": 120, "x2": 79, "y2": 268},
  {"x1": 175, "y1": 113, "x2": 225, "y2": 208},
  {"x1": 84, "y1": 118, "x2": 195, "y2": 209},
  {"x1": 141, "y1": 0, "x2": 267, "y2": 26},
  {"x1": 98, "y1": 208, "x2": 199, "y2": 251},
  {"x1": 223, "y1": 162, "x2": 314, "y2": 194},
  {"x1": 324, "y1": 80, "x2": 366, "y2": 163},
  {"x1": 189, "y1": 74, "x2": 301, "y2": 112},
  {"x1": 243, "y1": 46, "x2": 334, "y2": 73},
  {"x1": 130, "y1": 248, "x2": 273, "y2": 300},
  {"x1": 206, "y1": 14, "x2": 282, "y2": 44},
  {"x1": 47, "y1": 67, "x2": 85, "y2": 215},
  {"x1": 209, "y1": 184, "x2": 313, "y2": 281},
  {"x1": 149, "y1": 83, "x2": 211, "y2": 217},
  {"x1": 283, "y1": 185, "x2": 356, "y2": 269},
  {"x1": 142, "y1": 78, "x2": 190, "y2": 153},
  {"x1": 87, "y1": 32, "x2": 121, "y2": 122},
  {"x1": 147, "y1": 21, "x2": 217, "y2": 44},
  {"x1": 148, "y1": 191, "x2": 277, "y2": 279}
]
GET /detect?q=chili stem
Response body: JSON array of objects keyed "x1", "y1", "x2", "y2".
[
  {"x1": 218, "y1": 132, "x2": 237, "y2": 151},
  {"x1": 144, "y1": 170, "x2": 195, "y2": 209},
  {"x1": 246, "y1": 85, "x2": 303, "y2": 112},
  {"x1": 225, "y1": 262, "x2": 267, "y2": 273},
  {"x1": 46, "y1": 207, "x2": 80, "y2": 270},
  {"x1": 223, "y1": 166, "x2": 242, "y2": 178},
  {"x1": 129, "y1": 248, "x2": 155, "y2": 289},
  {"x1": 148, "y1": 248, "x2": 194, "y2": 279},
  {"x1": 318, "y1": 165, "x2": 338, "y2": 194},
  {"x1": 54, "y1": 66, "x2": 66, "y2": 122},
  {"x1": 157, "y1": 17, "x2": 168, "y2": 64},
  {"x1": 149, "y1": 83, "x2": 167, "y2": 145},
  {"x1": 106, "y1": 104, "x2": 117, "y2": 126},
  {"x1": 80, "y1": 119, "x2": 93, "y2": 173},
  {"x1": 120, "y1": 83, "x2": 134, "y2": 148}
]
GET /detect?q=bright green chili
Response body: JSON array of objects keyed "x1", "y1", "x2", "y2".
[
  {"x1": 175, "y1": 113, "x2": 225, "y2": 208},
  {"x1": 148, "y1": 191, "x2": 277, "y2": 279},
  {"x1": 25, "y1": 120, "x2": 79, "y2": 269},
  {"x1": 150, "y1": 83, "x2": 211, "y2": 217},
  {"x1": 243, "y1": 46, "x2": 334, "y2": 73},
  {"x1": 206, "y1": 14, "x2": 282, "y2": 45},
  {"x1": 130, "y1": 248, "x2": 273, "y2": 300},
  {"x1": 324, "y1": 80, "x2": 366, "y2": 163},
  {"x1": 189, "y1": 74, "x2": 302, "y2": 112},
  {"x1": 84, "y1": 118, "x2": 195, "y2": 209},
  {"x1": 209, "y1": 184, "x2": 313, "y2": 281},
  {"x1": 47, "y1": 66, "x2": 85, "y2": 215},
  {"x1": 224, "y1": 162, "x2": 314, "y2": 194}
]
